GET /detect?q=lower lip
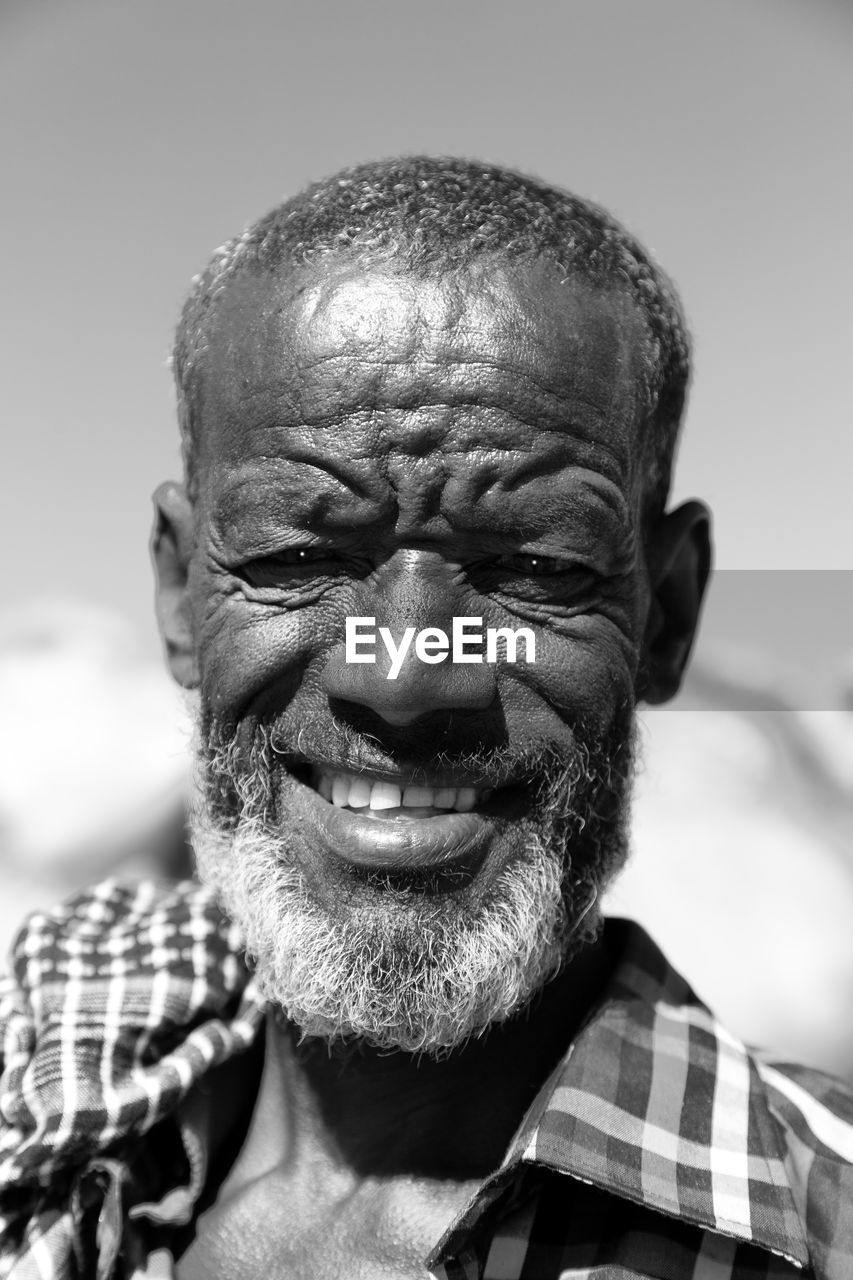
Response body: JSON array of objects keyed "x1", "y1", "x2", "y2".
[{"x1": 287, "y1": 774, "x2": 518, "y2": 871}]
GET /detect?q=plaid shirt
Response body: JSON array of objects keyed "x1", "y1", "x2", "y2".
[{"x1": 1, "y1": 881, "x2": 852, "y2": 1279}]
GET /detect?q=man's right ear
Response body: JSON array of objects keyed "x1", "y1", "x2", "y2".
[{"x1": 151, "y1": 481, "x2": 199, "y2": 688}]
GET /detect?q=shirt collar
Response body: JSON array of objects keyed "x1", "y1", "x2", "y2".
[{"x1": 489, "y1": 919, "x2": 810, "y2": 1268}]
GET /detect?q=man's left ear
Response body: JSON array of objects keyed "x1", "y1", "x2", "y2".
[{"x1": 639, "y1": 499, "x2": 712, "y2": 705}]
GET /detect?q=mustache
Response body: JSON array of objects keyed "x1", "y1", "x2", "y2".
[
  {"x1": 199, "y1": 702, "x2": 635, "y2": 828},
  {"x1": 272, "y1": 721, "x2": 590, "y2": 790}
]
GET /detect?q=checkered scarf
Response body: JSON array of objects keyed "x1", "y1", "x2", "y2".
[{"x1": 1, "y1": 880, "x2": 852, "y2": 1279}]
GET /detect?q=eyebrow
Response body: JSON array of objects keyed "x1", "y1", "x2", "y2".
[
  {"x1": 208, "y1": 459, "x2": 393, "y2": 545},
  {"x1": 208, "y1": 453, "x2": 631, "y2": 562}
]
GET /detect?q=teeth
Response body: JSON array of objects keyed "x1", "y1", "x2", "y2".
[
  {"x1": 369, "y1": 782, "x2": 402, "y2": 811},
  {"x1": 402, "y1": 785, "x2": 434, "y2": 807},
  {"x1": 347, "y1": 778, "x2": 372, "y2": 809},
  {"x1": 331, "y1": 777, "x2": 350, "y2": 808},
  {"x1": 313, "y1": 770, "x2": 486, "y2": 814},
  {"x1": 454, "y1": 788, "x2": 477, "y2": 812}
]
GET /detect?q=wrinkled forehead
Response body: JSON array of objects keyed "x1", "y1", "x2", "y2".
[{"x1": 192, "y1": 254, "x2": 652, "y2": 481}]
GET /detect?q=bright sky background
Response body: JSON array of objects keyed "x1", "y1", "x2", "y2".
[{"x1": 1, "y1": 0, "x2": 851, "y2": 689}]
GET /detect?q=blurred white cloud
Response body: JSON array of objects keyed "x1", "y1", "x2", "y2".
[{"x1": 0, "y1": 598, "x2": 190, "y2": 876}]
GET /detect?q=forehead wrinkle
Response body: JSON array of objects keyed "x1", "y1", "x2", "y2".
[
  {"x1": 245, "y1": 280, "x2": 646, "y2": 415},
  {"x1": 209, "y1": 404, "x2": 631, "y2": 527},
  {"x1": 289, "y1": 257, "x2": 641, "y2": 373},
  {"x1": 278, "y1": 353, "x2": 636, "y2": 435},
  {"x1": 224, "y1": 391, "x2": 632, "y2": 480}
]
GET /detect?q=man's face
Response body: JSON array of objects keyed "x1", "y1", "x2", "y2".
[{"x1": 165, "y1": 255, "x2": 663, "y2": 1052}]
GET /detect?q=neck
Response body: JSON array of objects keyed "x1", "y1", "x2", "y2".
[{"x1": 272, "y1": 929, "x2": 611, "y2": 1181}]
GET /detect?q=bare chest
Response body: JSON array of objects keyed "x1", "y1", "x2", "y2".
[{"x1": 176, "y1": 1166, "x2": 478, "y2": 1280}]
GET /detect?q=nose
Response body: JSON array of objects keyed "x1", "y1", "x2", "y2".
[
  {"x1": 319, "y1": 552, "x2": 498, "y2": 727},
  {"x1": 321, "y1": 633, "x2": 498, "y2": 726}
]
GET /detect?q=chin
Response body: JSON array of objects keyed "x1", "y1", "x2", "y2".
[{"x1": 191, "y1": 798, "x2": 574, "y2": 1055}]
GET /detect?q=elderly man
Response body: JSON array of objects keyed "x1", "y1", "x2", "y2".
[{"x1": 2, "y1": 157, "x2": 852, "y2": 1280}]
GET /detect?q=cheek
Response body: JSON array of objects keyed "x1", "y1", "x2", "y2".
[
  {"x1": 501, "y1": 615, "x2": 639, "y2": 737},
  {"x1": 190, "y1": 570, "x2": 343, "y2": 722}
]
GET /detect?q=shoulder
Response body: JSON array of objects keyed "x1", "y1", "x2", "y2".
[
  {"x1": 5, "y1": 876, "x2": 242, "y2": 990},
  {"x1": 0, "y1": 878, "x2": 265, "y2": 1193},
  {"x1": 755, "y1": 1057, "x2": 853, "y2": 1151},
  {"x1": 754, "y1": 1057, "x2": 853, "y2": 1280},
  {"x1": 595, "y1": 920, "x2": 853, "y2": 1277},
  {"x1": 1, "y1": 876, "x2": 263, "y2": 1068}
]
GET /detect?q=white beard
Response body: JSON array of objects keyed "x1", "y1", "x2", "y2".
[
  {"x1": 193, "y1": 805, "x2": 582, "y2": 1055},
  {"x1": 190, "y1": 716, "x2": 630, "y2": 1057}
]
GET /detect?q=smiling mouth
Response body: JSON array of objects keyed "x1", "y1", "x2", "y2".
[
  {"x1": 279, "y1": 757, "x2": 527, "y2": 875},
  {"x1": 311, "y1": 767, "x2": 493, "y2": 818}
]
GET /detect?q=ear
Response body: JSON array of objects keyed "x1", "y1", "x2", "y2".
[
  {"x1": 151, "y1": 481, "x2": 199, "y2": 688},
  {"x1": 639, "y1": 499, "x2": 712, "y2": 705}
]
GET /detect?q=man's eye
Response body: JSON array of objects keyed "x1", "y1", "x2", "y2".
[
  {"x1": 497, "y1": 553, "x2": 575, "y2": 577},
  {"x1": 240, "y1": 548, "x2": 342, "y2": 587}
]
